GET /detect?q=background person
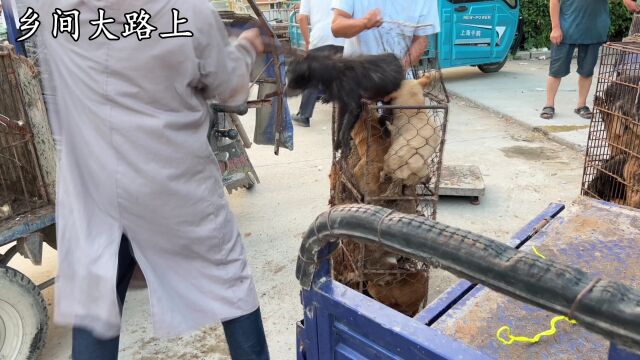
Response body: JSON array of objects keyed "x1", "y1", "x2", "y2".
[{"x1": 541, "y1": 0, "x2": 640, "y2": 120}]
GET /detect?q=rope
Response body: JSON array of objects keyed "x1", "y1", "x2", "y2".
[
  {"x1": 569, "y1": 277, "x2": 601, "y2": 321},
  {"x1": 497, "y1": 316, "x2": 577, "y2": 345},
  {"x1": 496, "y1": 246, "x2": 578, "y2": 346}
]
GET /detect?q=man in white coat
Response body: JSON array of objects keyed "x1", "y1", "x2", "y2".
[{"x1": 29, "y1": 0, "x2": 269, "y2": 358}]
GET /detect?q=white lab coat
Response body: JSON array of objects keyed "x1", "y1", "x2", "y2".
[{"x1": 34, "y1": 0, "x2": 259, "y2": 339}]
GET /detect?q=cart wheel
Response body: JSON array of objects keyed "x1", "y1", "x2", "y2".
[{"x1": 0, "y1": 266, "x2": 48, "y2": 360}]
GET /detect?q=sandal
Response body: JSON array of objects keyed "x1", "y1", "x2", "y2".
[
  {"x1": 540, "y1": 106, "x2": 555, "y2": 119},
  {"x1": 574, "y1": 106, "x2": 593, "y2": 119}
]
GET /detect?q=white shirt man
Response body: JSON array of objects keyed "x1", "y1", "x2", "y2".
[
  {"x1": 331, "y1": 0, "x2": 440, "y2": 71},
  {"x1": 293, "y1": 0, "x2": 346, "y2": 126},
  {"x1": 300, "y1": 0, "x2": 345, "y2": 51}
]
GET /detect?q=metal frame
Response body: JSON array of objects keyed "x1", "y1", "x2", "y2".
[
  {"x1": 414, "y1": 202, "x2": 565, "y2": 325},
  {"x1": 298, "y1": 259, "x2": 490, "y2": 359},
  {"x1": 1, "y1": 1, "x2": 26, "y2": 56},
  {"x1": 296, "y1": 203, "x2": 640, "y2": 359}
]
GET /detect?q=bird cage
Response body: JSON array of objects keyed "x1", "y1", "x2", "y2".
[
  {"x1": 329, "y1": 23, "x2": 449, "y2": 317},
  {"x1": 581, "y1": 42, "x2": 640, "y2": 209}
]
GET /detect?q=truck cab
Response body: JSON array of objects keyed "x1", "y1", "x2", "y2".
[{"x1": 435, "y1": 0, "x2": 520, "y2": 72}]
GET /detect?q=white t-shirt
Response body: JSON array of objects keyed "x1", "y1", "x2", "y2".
[
  {"x1": 300, "y1": 0, "x2": 345, "y2": 49},
  {"x1": 331, "y1": 0, "x2": 440, "y2": 58}
]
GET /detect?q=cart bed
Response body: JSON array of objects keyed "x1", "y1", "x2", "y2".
[
  {"x1": 0, "y1": 204, "x2": 54, "y2": 247},
  {"x1": 297, "y1": 198, "x2": 640, "y2": 359},
  {"x1": 430, "y1": 197, "x2": 640, "y2": 359}
]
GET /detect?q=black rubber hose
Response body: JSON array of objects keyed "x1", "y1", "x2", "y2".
[{"x1": 296, "y1": 204, "x2": 640, "y2": 353}]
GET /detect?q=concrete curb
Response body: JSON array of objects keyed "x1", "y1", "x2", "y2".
[
  {"x1": 514, "y1": 50, "x2": 552, "y2": 60},
  {"x1": 514, "y1": 47, "x2": 603, "y2": 61},
  {"x1": 448, "y1": 91, "x2": 587, "y2": 154}
]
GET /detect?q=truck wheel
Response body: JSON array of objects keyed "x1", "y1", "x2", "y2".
[
  {"x1": 477, "y1": 56, "x2": 508, "y2": 73},
  {"x1": 0, "y1": 266, "x2": 48, "y2": 360}
]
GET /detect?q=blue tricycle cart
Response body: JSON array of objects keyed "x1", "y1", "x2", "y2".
[{"x1": 296, "y1": 198, "x2": 640, "y2": 360}]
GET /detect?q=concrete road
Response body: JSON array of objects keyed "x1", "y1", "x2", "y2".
[
  {"x1": 7, "y1": 95, "x2": 584, "y2": 359},
  {"x1": 444, "y1": 59, "x2": 599, "y2": 151}
]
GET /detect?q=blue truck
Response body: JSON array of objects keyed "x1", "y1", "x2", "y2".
[{"x1": 289, "y1": 0, "x2": 522, "y2": 73}]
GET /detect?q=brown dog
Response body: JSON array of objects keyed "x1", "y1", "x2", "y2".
[
  {"x1": 351, "y1": 107, "x2": 391, "y2": 199},
  {"x1": 624, "y1": 155, "x2": 640, "y2": 208},
  {"x1": 382, "y1": 73, "x2": 441, "y2": 196}
]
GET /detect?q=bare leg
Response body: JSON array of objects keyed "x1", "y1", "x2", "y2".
[
  {"x1": 577, "y1": 75, "x2": 593, "y2": 108},
  {"x1": 545, "y1": 76, "x2": 562, "y2": 108}
]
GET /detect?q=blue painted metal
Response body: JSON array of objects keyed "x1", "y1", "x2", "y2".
[
  {"x1": 287, "y1": 0, "x2": 520, "y2": 70},
  {"x1": 297, "y1": 203, "x2": 568, "y2": 359},
  {"x1": 414, "y1": 203, "x2": 565, "y2": 326},
  {"x1": 506, "y1": 202, "x2": 565, "y2": 249},
  {"x1": 2, "y1": 0, "x2": 26, "y2": 56},
  {"x1": 609, "y1": 343, "x2": 640, "y2": 360},
  {"x1": 414, "y1": 279, "x2": 473, "y2": 326},
  {"x1": 0, "y1": 206, "x2": 55, "y2": 247},
  {"x1": 438, "y1": 0, "x2": 520, "y2": 68},
  {"x1": 298, "y1": 276, "x2": 491, "y2": 360},
  {"x1": 298, "y1": 199, "x2": 640, "y2": 359},
  {"x1": 298, "y1": 246, "x2": 487, "y2": 359}
]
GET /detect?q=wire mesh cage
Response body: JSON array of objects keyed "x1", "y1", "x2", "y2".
[
  {"x1": 328, "y1": 23, "x2": 449, "y2": 316},
  {"x1": 0, "y1": 114, "x2": 48, "y2": 219},
  {"x1": 581, "y1": 42, "x2": 640, "y2": 209}
]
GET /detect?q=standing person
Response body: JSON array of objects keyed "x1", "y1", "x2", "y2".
[
  {"x1": 293, "y1": 0, "x2": 345, "y2": 127},
  {"x1": 330, "y1": 0, "x2": 439, "y2": 72},
  {"x1": 541, "y1": 0, "x2": 639, "y2": 120},
  {"x1": 29, "y1": 1, "x2": 269, "y2": 359}
]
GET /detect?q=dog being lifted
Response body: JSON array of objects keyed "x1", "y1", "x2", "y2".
[{"x1": 285, "y1": 51, "x2": 404, "y2": 154}]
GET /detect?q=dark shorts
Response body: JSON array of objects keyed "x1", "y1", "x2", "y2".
[{"x1": 549, "y1": 43, "x2": 602, "y2": 78}]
